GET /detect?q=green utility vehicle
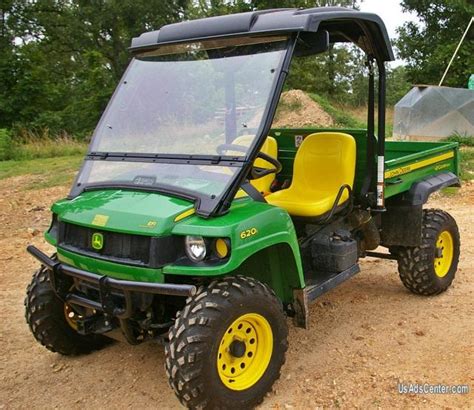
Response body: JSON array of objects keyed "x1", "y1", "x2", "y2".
[{"x1": 25, "y1": 7, "x2": 461, "y2": 409}]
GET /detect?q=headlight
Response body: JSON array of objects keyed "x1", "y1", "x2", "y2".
[{"x1": 184, "y1": 236, "x2": 207, "y2": 262}]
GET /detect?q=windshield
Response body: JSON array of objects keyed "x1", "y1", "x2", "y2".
[
  {"x1": 73, "y1": 36, "x2": 289, "y2": 215},
  {"x1": 90, "y1": 36, "x2": 288, "y2": 156}
]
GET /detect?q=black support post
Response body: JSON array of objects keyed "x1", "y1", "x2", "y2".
[
  {"x1": 376, "y1": 61, "x2": 386, "y2": 210},
  {"x1": 361, "y1": 56, "x2": 375, "y2": 205}
]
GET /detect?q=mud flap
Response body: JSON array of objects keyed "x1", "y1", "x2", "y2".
[{"x1": 292, "y1": 288, "x2": 309, "y2": 329}]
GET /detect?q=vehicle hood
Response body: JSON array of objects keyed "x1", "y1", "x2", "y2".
[{"x1": 52, "y1": 189, "x2": 195, "y2": 235}]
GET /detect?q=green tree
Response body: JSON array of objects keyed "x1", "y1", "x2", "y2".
[
  {"x1": 396, "y1": 0, "x2": 474, "y2": 88},
  {"x1": 192, "y1": 0, "x2": 358, "y2": 16},
  {"x1": 386, "y1": 65, "x2": 412, "y2": 106},
  {"x1": 0, "y1": 0, "x2": 19, "y2": 128},
  {"x1": 1, "y1": 0, "x2": 191, "y2": 136}
]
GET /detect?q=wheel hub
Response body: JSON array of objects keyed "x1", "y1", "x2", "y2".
[
  {"x1": 434, "y1": 230, "x2": 454, "y2": 278},
  {"x1": 217, "y1": 313, "x2": 273, "y2": 391},
  {"x1": 229, "y1": 340, "x2": 246, "y2": 358}
]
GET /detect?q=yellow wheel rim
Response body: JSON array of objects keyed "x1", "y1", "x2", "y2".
[
  {"x1": 217, "y1": 313, "x2": 273, "y2": 391},
  {"x1": 64, "y1": 304, "x2": 79, "y2": 330},
  {"x1": 434, "y1": 230, "x2": 454, "y2": 278}
]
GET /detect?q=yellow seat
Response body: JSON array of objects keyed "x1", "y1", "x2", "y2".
[
  {"x1": 266, "y1": 132, "x2": 356, "y2": 217},
  {"x1": 231, "y1": 135, "x2": 279, "y2": 196}
]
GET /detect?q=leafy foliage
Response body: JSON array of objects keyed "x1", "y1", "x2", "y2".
[
  {"x1": 0, "y1": 129, "x2": 13, "y2": 160},
  {"x1": 1, "y1": 0, "x2": 189, "y2": 137},
  {"x1": 395, "y1": 0, "x2": 474, "y2": 87},
  {"x1": 444, "y1": 132, "x2": 474, "y2": 147}
]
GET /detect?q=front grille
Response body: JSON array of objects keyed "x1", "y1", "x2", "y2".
[{"x1": 59, "y1": 222, "x2": 151, "y2": 266}]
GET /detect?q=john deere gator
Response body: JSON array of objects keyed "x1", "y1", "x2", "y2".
[{"x1": 25, "y1": 7, "x2": 461, "y2": 409}]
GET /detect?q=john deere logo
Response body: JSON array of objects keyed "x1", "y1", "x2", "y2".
[{"x1": 91, "y1": 233, "x2": 104, "y2": 250}]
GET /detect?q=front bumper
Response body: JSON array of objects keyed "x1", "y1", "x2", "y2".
[{"x1": 27, "y1": 245, "x2": 196, "y2": 319}]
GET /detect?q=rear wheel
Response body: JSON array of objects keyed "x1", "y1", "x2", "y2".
[
  {"x1": 25, "y1": 266, "x2": 111, "y2": 355},
  {"x1": 397, "y1": 209, "x2": 460, "y2": 295},
  {"x1": 165, "y1": 275, "x2": 288, "y2": 409}
]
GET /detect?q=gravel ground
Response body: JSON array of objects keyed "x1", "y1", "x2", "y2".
[{"x1": 0, "y1": 176, "x2": 472, "y2": 409}]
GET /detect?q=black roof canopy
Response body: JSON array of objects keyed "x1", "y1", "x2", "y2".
[{"x1": 130, "y1": 7, "x2": 394, "y2": 62}]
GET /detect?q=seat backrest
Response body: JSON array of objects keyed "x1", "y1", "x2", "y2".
[
  {"x1": 292, "y1": 132, "x2": 356, "y2": 194},
  {"x1": 233, "y1": 135, "x2": 278, "y2": 195}
]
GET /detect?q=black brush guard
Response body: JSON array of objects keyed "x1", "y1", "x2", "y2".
[{"x1": 27, "y1": 245, "x2": 196, "y2": 320}]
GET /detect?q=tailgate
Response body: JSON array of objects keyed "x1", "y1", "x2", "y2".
[{"x1": 384, "y1": 141, "x2": 460, "y2": 199}]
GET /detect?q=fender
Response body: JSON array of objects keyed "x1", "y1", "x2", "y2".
[
  {"x1": 401, "y1": 172, "x2": 460, "y2": 205},
  {"x1": 381, "y1": 172, "x2": 460, "y2": 247}
]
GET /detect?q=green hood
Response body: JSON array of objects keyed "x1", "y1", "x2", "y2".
[{"x1": 52, "y1": 190, "x2": 194, "y2": 236}]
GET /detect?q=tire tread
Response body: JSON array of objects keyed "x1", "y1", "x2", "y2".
[
  {"x1": 25, "y1": 266, "x2": 111, "y2": 355},
  {"x1": 397, "y1": 209, "x2": 460, "y2": 296},
  {"x1": 165, "y1": 275, "x2": 288, "y2": 409}
]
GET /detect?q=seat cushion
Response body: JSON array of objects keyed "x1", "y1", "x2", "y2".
[{"x1": 266, "y1": 188, "x2": 350, "y2": 217}]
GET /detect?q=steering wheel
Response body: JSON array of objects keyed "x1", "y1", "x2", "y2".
[
  {"x1": 250, "y1": 151, "x2": 282, "y2": 180},
  {"x1": 216, "y1": 143, "x2": 282, "y2": 179}
]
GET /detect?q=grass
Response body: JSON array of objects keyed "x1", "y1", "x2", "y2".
[
  {"x1": 0, "y1": 155, "x2": 84, "y2": 189},
  {"x1": 440, "y1": 186, "x2": 460, "y2": 196},
  {"x1": 0, "y1": 128, "x2": 88, "y2": 161},
  {"x1": 277, "y1": 97, "x2": 303, "y2": 112},
  {"x1": 309, "y1": 94, "x2": 366, "y2": 129},
  {"x1": 444, "y1": 132, "x2": 474, "y2": 147},
  {"x1": 0, "y1": 128, "x2": 87, "y2": 188},
  {"x1": 336, "y1": 104, "x2": 395, "y2": 137},
  {"x1": 14, "y1": 139, "x2": 86, "y2": 160},
  {"x1": 11, "y1": 136, "x2": 87, "y2": 160},
  {"x1": 460, "y1": 147, "x2": 474, "y2": 181}
]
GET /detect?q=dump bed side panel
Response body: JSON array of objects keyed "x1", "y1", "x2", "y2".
[{"x1": 384, "y1": 141, "x2": 460, "y2": 199}]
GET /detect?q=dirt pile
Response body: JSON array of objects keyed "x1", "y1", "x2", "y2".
[{"x1": 273, "y1": 89, "x2": 334, "y2": 128}]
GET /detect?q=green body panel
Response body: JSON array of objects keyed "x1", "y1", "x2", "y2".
[
  {"x1": 384, "y1": 140, "x2": 458, "y2": 162},
  {"x1": 166, "y1": 198, "x2": 304, "y2": 301},
  {"x1": 49, "y1": 190, "x2": 304, "y2": 303},
  {"x1": 52, "y1": 190, "x2": 194, "y2": 236},
  {"x1": 44, "y1": 231, "x2": 57, "y2": 246}
]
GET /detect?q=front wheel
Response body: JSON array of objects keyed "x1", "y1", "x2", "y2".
[
  {"x1": 165, "y1": 275, "x2": 288, "y2": 409},
  {"x1": 397, "y1": 209, "x2": 460, "y2": 295},
  {"x1": 25, "y1": 266, "x2": 111, "y2": 355}
]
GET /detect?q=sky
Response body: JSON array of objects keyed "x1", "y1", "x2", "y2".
[{"x1": 359, "y1": 0, "x2": 420, "y2": 66}]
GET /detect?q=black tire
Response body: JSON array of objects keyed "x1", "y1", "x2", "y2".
[
  {"x1": 25, "y1": 266, "x2": 111, "y2": 355},
  {"x1": 397, "y1": 209, "x2": 460, "y2": 296},
  {"x1": 165, "y1": 275, "x2": 288, "y2": 409}
]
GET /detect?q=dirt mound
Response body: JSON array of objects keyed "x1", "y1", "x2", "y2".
[{"x1": 273, "y1": 89, "x2": 334, "y2": 128}]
